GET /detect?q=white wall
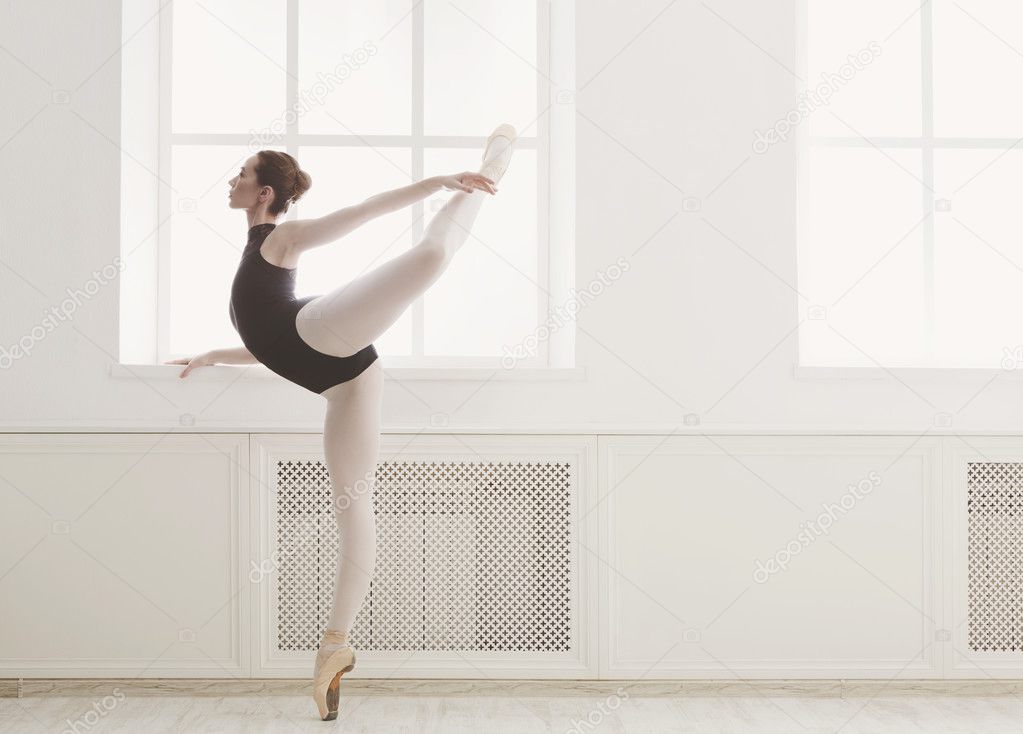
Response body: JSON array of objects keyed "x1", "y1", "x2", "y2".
[{"x1": 0, "y1": 0, "x2": 1018, "y2": 432}]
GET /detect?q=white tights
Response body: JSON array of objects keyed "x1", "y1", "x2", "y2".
[
  {"x1": 320, "y1": 359, "x2": 383, "y2": 637},
  {"x1": 311, "y1": 135, "x2": 514, "y2": 637}
]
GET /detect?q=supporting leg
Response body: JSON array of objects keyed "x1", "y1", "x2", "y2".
[{"x1": 320, "y1": 361, "x2": 384, "y2": 635}]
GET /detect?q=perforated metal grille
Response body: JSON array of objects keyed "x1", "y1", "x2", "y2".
[
  {"x1": 967, "y1": 462, "x2": 1023, "y2": 652},
  {"x1": 274, "y1": 458, "x2": 573, "y2": 653}
]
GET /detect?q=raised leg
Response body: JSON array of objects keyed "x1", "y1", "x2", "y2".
[{"x1": 295, "y1": 129, "x2": 515, "y2": 358}]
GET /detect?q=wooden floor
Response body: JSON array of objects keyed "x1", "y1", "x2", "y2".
[{"x1": 3, "y1": 693, "x2": 1023, "y2": 732}]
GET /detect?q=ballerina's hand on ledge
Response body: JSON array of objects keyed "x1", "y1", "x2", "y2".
[{"x1": 165, "y1": 346, "x2": 259, "y2": 378}]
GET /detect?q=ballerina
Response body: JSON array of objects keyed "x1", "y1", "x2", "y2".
[{"x1": 168, "y1": 124, "x2": 517, "y2": 720}]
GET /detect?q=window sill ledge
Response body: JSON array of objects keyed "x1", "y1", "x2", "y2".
[
  {"x1": 110, "y1": 363, "x2": 587, "y2": 383},
  {"x1": 795, "y1": 365, "x2": 1023, "y2": 381}
]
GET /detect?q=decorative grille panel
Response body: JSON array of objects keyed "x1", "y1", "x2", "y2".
[
  {"x1": 967, "y1": 462, "x2": 1023, "y2": 652},
  {"x1": 274, "y1": 458, "x2": 574, "y2": 654}
]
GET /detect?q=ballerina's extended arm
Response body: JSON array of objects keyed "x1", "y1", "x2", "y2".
[{"x1": 278, "y1": 172, "x2": 495, "y2": 257}]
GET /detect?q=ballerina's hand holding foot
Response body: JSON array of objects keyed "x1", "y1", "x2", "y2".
[{"x1": 436, "y1": 171, "x2": 498, "y2": 194}]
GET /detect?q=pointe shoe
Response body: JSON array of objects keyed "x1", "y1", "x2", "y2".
[
  {"x1": 312, "y1": 629, "x2": 356, "y2": 721},
  {"x1": 479, "y1": 123, "x2": 517, "y2": 183}
]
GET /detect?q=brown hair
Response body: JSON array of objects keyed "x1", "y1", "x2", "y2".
[{"x1": 255, "y1": 150, "x2": 312, "y2": 216}]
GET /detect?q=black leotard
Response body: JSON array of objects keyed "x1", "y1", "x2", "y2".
[{"x1": 229, "y1": 223, "x2": 378, "y2": 394}]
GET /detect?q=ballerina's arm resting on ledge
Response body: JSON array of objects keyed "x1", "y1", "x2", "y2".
[
  {"x1": 165, "y1": 346, "x2": 259, "y2": 378},
  {"x1": 276, "y1": 172, "x2": 496, "y2": 257}
]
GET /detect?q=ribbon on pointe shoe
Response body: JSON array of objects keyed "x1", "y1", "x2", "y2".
[{"x1": 321, "y1": 628, "x2": 349, "y2": 646}]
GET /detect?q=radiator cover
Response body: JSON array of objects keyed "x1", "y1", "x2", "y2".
[
  {"x1": 967, "y1": 462, "x2": 1023, "y2": 652},
  {"x1": 274, "y1": 458, "x2": 573, "y2": 653}
]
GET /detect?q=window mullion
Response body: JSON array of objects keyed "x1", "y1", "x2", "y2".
[
  {"x1": 285, "y1": 0, "x2": 299, "y2": 201},
  {"x1": 921, "y1": 0, "x2": 936, "y2": 365},
  {"x1": 412, "y1": 1, "x2": 425, "y2": 358},
  {"x1": 537, "y1": 0, "x2": 553, "y2": 368},
  {"x1": 157, "y1": 0, "x2": 173, "y2": 362}
]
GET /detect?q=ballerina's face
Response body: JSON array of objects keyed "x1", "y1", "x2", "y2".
[{"x1": 227, "y1": 156, "x2": 266, "y2": 209}]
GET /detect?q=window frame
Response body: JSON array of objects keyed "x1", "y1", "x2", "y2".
[
  {"x1": 120, "y1": 0, "x2": 577, "y2": 375},
  {"x1": 795, "y1": 0, "x2": 1023, "y2": 377}
]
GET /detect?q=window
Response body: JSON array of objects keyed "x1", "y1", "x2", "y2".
[
  {"x1": 796, "y1": 0, "x2": 1023, "y2": 370},
  {"x1": 120, "y1": 1, "x2": 576, "y2": 371}
]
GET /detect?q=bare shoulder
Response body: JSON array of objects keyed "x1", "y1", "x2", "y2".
[
  {"x1": 259, "y1": 221, "x2": 301, "y2": 269},
  {"x1": 260, "y1": 207, "x2": 367, "y2": 261},
  {"x1": 264, "y1": 220, "x2": 299, "y2": 248}
]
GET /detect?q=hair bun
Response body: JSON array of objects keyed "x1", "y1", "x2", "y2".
[
  {"x1": 291, "y1": 169, "x2": 311, "y2": 203},
  {"x1": 255, "y1": 150, "x2": 311, "y2": 214}
]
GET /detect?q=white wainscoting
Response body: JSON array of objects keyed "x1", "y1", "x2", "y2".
[
  {"x1": 599, "y1": 435, "x2": 941, "y2": 679},
  {"x1": 2, "y1": 432, "x2": 1023, "y2": 679},
  {"x1": 0, "y1": 434, "x2": 250, "y2": 678}
]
